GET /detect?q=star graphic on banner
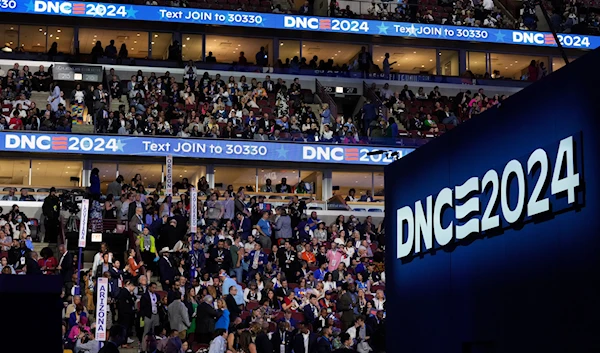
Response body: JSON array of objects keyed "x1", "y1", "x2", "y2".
[
  {"x1": 25, "y1": 0, "x2": 35, "y2": 12},
  {"x1": 377, "y1": 22, "x2": 389, "y2": 35},
  {"x1": 406, "y1": 24, "x2": 418, "y2": 37},
  {"x1": 254, "y1": 18, "x2": 266, "y2": 27},
  {"x1": 495, "y1": 30, "x2": 506, "y2": 42},
  {"x1": 116, "y1": 139, "x2": 126, "y2": 152},
  {"x1": 126, "y1": 6, "x2": 138, "y2": 19},
  {"x1": 276, "y1": 145, "x2": 288, "y2": 158}
]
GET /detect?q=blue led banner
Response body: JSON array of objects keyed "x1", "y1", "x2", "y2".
[
  {"x1": 0, "y1": 132, "x2": 412, "y2": 165},
  {"x1": 0, "y1": 0, "x2": 598, "y2": 49}
]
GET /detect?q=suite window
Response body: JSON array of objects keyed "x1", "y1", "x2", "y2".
[
  {"x1": 151, "y1": 32, "x2": 173, "y2": 60},
  {"x1": 182, "y1": 34, "x2": 203, "y2": 61},
  {"x1": 0, "y1": 25, "x2": 18, "y2": 52},
  {"x1": 79, "y1": 29, "x2": 149, "y2": 59},
  {"x1": 19, "y1": 25, "x2": 47, "y2": 53},
  {"x1": 439, "y1": 50, "x2": 459, "y2": 76},
  {"x1": 372, "y1": 46, "x2": 436, "y2": 74},
  {"x1": 466, "y1": 51, "x2": 487, "y2": 77},
  {"x1": 205, "y1": 35, "x2": 272, "y2": 65},
  {"x1": 489, "y1": 53, "x2": 548, "y2": 80}
]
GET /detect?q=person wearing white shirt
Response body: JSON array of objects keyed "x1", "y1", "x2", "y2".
[
  {"x1": 208, "y1": 328, "x2": 228, "y2": 353},
  {"x1": 91, "y1": 243, "x2": 113, "y2": 278}
]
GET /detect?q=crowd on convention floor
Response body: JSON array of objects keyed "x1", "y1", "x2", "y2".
[{"x1": 0, "y1": 173, "x2": 387, "y2": 353}]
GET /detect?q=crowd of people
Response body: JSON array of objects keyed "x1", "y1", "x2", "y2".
[
  {"x1": 0, "y1": 173, "x2": 387, "y2": 353},
  {"x1": 361, "y1": 82, "x2": 508, "y2": 139}
]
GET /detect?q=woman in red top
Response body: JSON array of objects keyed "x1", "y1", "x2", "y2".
[
  {"x1": 127, "y1": 248, "x2": 144, "y2": 278},
  {"x1": 528, "y1": 60, "x2": 539, "y2": 81},
  {"x1": 38, "y1": 247, "x2": 58, "y2": 274}
]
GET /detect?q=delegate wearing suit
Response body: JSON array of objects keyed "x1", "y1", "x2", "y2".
[
  {"x1": 140, "y1": 284, "x2": 161, "y2": 337},
  {"x1": 303, "y1": 296, "x2": 320, "y2": 325},
  {"x1": 158, "y1": 250, "x2": 176, "y2": 290},
  {"x1": 270, "y1": 323, "x2": 293, "y2": 353},
  {"x1": 235, "y1": 213, "x2": 252, "y2": 241},
  {"x1": 195, "y1": 297, "x2": 221, "y2": 344},
  {"x1": 292, "y1": 327, "x2": 318, "y2": 353}
]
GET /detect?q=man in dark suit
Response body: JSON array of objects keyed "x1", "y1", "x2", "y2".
[
  {"x1": 303, "y1": 294, "x2": 320, "y2": 325},
  {"x1": 292, "y1": 321, "x2": 318, "y2": 353},
  {"x1": 127, "y1": 194, "x2": 143, "y2": 222},
  {"x1": 270, "y1": 321, "x2": 292, "y2": 353},
  {"x1": 337, "y1": 283, "x2": 357, "y2": 331},
  {"x1": 140, "y1": 282, "x2": 161, "y2": 338},
  {"x1": 116, "y1": 280, "x2": 136, "y2": 342},
  {"x1": 98, "y1": 324, "x2": 127, "y2": 353},
  {"x1": 158, "y1": 248, "x2": 176, "y2": 290},
  {"x1": 209, "y1": 239, "x2": 232, "y2": 274},
  {"x1": 195, "y1": 295, "x2": 220, "y2": 344},
  {"x1": 275, "y1": 279, "x2": 291, "y2": 301},
  {"x1": 26, "y1": 251, "x2": 42, "y2": 275},
  {"x1": 255, "y1": 322, "x2": 274, "y2": 353},
  {"x1": 57, "y1": 244, "x2": 74, "y2": 285},
  {"x1": 93, "y1": 83, "x2": 108, "y2": 113},
  {"x1": 316, "y1": 326, "x2": 333, "y2": 353},
  {"x1": 235, "y1": 212, "x2": 252, "y2": 241},
  {"x1": 225, "y1": 286, "x2": 241, "y2": 321},
  {"x1": 263, "y1": 75, "x2": 275, "y2": 93},
  {"x1": 95, "y1": 252, "x2": 113, "y2": 279}
]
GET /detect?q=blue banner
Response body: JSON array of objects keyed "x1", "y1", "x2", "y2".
[
  {"x1": 0, "y1": 0, "x2": 597, "y2": 49},
  {"x1": 0, "y1": 132, "x2": 412, "y2": 165}
]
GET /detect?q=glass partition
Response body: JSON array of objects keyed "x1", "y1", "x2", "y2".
[
  {"x1": 278, "y1": 40, "x2": 300, "y2": 66},
  {"x1": 302, "y1": 41, "x2": 361, "y2": 67},
  {"x1": 151, "y1": 32, "x2": 173, "y2": 60},
  {"x1": 372, "y1": 46, "x2": 436, "y2": 74},
  {"x1": 0, "y1": 24, "x2": 19, "y2": 52},
  {"x1": 332, "y1": 171, "x2": 372, "y2": 198},
  {"x1": 439, "y1": 50, "x2": 459, "y2": 76},
  {"x1": 79, "y1": 28, "x2": 149, "y2": 58},
  {"x1": 214, "y1": 167, "x2": 257, "y2": 192},
  {"x1": 0, "y1": 159, "x2": 29, "y2": 186},
  {"x1": 20, "y1": 25, "x2": 47, "y2": 53},
  {"x1": 466, "y1": 51, "x2": 487, "y2": 77},
  {"x1": 48, "y1": 26, "x2": 75, "y2": 54},
  {"x1": 182, "y1": 34, "x2": 203, "y2": 61},
  {"x1": 31, "y1": 160, "x2": 82, "y2": 187},
  {"x1": 205, "y1": 35, "x2": 272, "y2": 65},
  {"x1": 489, "y1": 53, "x2": 549, "y2": 80}
]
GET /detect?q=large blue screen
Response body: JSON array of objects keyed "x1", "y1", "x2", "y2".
[{"x1": 385, "y1": 49, "x2": 600, "y2": 353}]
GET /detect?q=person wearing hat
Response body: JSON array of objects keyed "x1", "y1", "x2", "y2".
[
  {"x1": 158, "y1": 247, "x2": 175, "y2": 290},
  {"x1": 42, "y1": 187, "x2": 60, "y2": 243}
]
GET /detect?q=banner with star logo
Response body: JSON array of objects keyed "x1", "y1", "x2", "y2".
[
  {"x1": 0, "y1": 0, "x2": 597, "y2": 49},
  {"x1": 0, "y1": 132, "x2": 413, "y2": 165}
]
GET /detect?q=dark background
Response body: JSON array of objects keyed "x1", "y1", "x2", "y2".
[
  {"x1": 385, "y1": 49, "x2": 600, "y2": 353},
  {"x1": 0, "y1": 275, "x2": 63, "y2": 352}
]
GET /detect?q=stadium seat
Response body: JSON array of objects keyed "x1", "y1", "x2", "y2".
[
  {"x1": 367, "y1": 208, "x2": 383, "y2": 212},
  {"x1": 246, "y1": 301, "x2": 260, "y2": 311}
]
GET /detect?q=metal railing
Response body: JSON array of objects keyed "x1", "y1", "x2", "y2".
[
  {"x1": 315, "y1": 79, "x2": 339, "y2": 120},
  {"x1": 363, "y1": 81, "x2": 388, "y2": 119}
]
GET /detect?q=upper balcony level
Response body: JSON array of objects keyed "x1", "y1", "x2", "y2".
[{"x1": 0, "y1": 0, "x2": 598, "y2": 52}]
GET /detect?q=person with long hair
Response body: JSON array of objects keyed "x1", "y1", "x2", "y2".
[
  {"x1": 238, "y1": 330, "x2": 257, "y2": 353},
  {"x1": 184, "y1": 287, "x2": 198, "y2": 334},
  {"x1": 214, "y1": 297, "x2": 230, "y2": 331},
  {"x1": 90, "y1": 168, "x2": 100, "y2": 199}
]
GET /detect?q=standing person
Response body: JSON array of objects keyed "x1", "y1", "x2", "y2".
[
  {"x1": 42, "y1": 187, "x2": 60, "y2": 243},
  {"x1": 116, "y1": 280, "x2": 136, "y2": 345},
  {"x1": 90, "y1": 168, "x2": 101, "y2": 200},
  {"x1": 195, "y1": 295, "x2": 221, "y2": 344},
  {"x1": 107, "y1": 175, "x2": 124, "y2": 199},
  {"x1": 57, "y1": 244, "x2": 74, "y2": 285},
  {"x1": 382, "y1": 53, "x2": 396, "y2": 79},
  {"x1": 48, "y1": 83, "x2": 61, "y2": 112},
  {"x1": 168, "y1": 291, "x2": 191, "y2": 340},
  {"x1": 138, "y1": 227, "x2": 159, "y2": 279},
  {"x1": 140, "y1": 282, "x2": 161, "y2": 339},
  {"x1": 158, "y1": 248, "x2": 175, "y2": 290},
  {"x1": 292, "y1": 321, "x2": 318, "y2": 353}
]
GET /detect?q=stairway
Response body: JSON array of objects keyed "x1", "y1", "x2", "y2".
[
  {"x1": 110, "y1": 95, "x2": 128, "y2": 112},
  {"x1": 29, "y1": 91, "x2": 50, "y2": 109}
]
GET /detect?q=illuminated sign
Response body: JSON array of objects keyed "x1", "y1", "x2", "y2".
[
  {"x1": 0, "y1": 0, "x2": 597, "y2": 49},
  {"x1": 0, "y1": 132, "x2": 411, "y2": 165},
  {"x1": 396, "y1": 135, "x2": 583, "y2": 259}
]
